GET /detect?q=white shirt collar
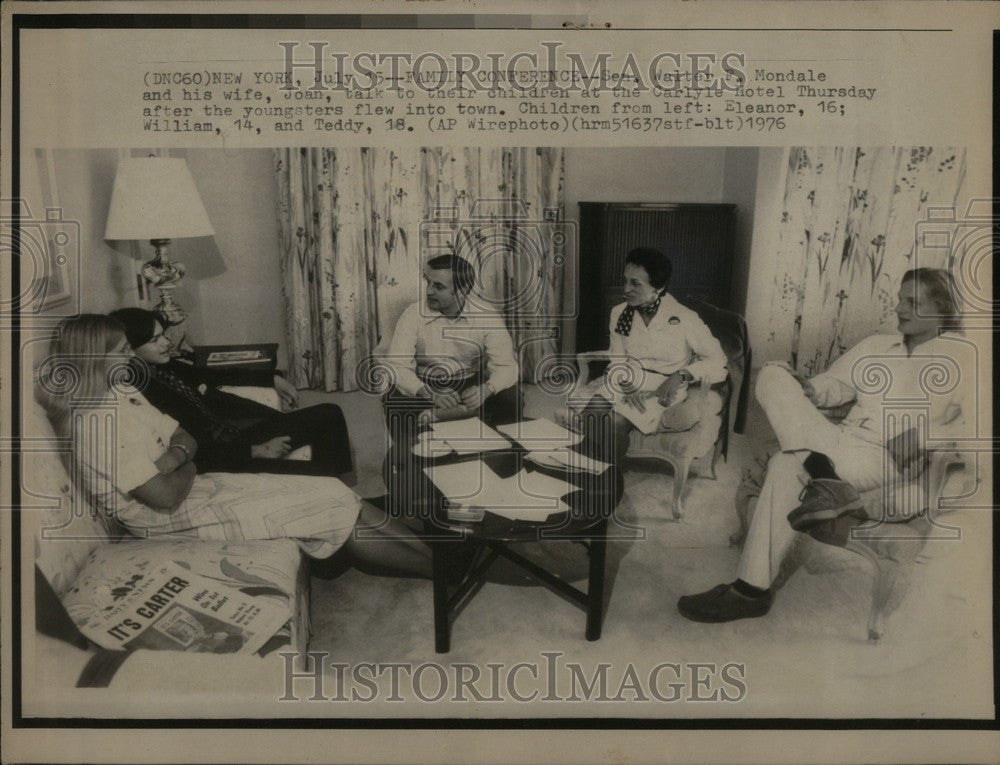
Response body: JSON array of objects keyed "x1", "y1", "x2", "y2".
[{"x1": 423, "y1": 309, "x2": 469, "y2": 325}]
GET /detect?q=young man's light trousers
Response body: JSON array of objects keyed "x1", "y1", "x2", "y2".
[{"x1": 737, "y1": 365, "x2": 886, "y2": 589}]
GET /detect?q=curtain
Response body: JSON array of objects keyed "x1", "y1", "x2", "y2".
[
  {"x1": 761, "y1": 147, "x2": 966, "y2": 375},
  {"x1": 275, "y1": 147, "x2": 565, "y2": 390},
  {"x1": 420, "y1": 147, "x2": 567, "y2": 383}
]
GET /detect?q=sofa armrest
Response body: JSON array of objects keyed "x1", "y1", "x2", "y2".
[{"x1": 218, "y1": 385, "x2": 282, "y2": 411}]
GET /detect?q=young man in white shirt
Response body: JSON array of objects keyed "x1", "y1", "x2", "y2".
[
  {"x1": 383, "y1": 254, "x2": 520, "y2": 435},
  {"x1": 678, "y1": 268, "x2": 971, "y2": 622}
]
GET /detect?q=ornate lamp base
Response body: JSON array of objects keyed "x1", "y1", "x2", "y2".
[{"x1": 142, "y1": 238, "x2": 189, "y2": 354}]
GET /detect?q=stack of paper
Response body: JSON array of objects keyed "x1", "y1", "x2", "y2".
[
  {"x1": 424, "y1": 460, "x2": 575, "y2": 521},
  {"x1": 497, "y1": 418, "x2": 582, "y2": 451},
  {"x1": 525, "y1": 449, "x2": 610, "y2": 475},
  {"x1": 422, "y1": 417, "x2": 511, "y2": 454}
]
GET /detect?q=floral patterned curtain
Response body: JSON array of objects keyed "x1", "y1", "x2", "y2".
[
  {"x1": 275, "y1": 147, "x2": 565, "y2": 391},
  {"x1": 761, "y1": 147, "x2": 966, "y2": 375},
  {"x1": 420, "y1": 147, "x2": 567, "y2": 383}
]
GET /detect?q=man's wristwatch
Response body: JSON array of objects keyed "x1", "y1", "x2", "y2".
[{"x1": 484, "y1": 382, "x2": 496, "y2": 396}]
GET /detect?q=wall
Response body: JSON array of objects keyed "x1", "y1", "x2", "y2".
[
  {"x1": 184, "y1": 149, "x2": 286, "y2": 362},
  {"x1": 47, "y1": 149, "x2": 287, "y2": 366},
  {"x1": 563, "y1": 147, "x2": 728, "y2": 218},
  {"x1": 50, "y1": 149, "x2": 139, "y2": 315}
]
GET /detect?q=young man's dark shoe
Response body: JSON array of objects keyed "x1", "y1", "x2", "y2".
[
  {"x1": 786, "y1": 478, "x2": 865, "y2": 532},
  {"x1": 677, "y1": 581, "x2": 773, "y2": 623}
]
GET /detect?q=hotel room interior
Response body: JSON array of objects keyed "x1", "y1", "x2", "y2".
[{"x1": 22, "y1": 145, "x2": 990, "y2": 716}]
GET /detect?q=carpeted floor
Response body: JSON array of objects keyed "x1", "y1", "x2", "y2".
[{"x1": 295, "y1": 384, "x2": 993, "y2": 719}]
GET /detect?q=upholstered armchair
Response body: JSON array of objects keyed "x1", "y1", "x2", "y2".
[
  {"x1": 733, "y1": 409, "x2": 976, "y2": 640},
  {"x1": 575, "y1": 296, "x2": 750, "y2": 519}
]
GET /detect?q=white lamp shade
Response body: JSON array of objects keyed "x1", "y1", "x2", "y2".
[{"x1": 104, "y1": 157, "x2": 214, "y2": 240}]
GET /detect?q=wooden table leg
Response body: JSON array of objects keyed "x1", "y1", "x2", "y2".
[
  {"x1": 432, "y1": 542, "x2": 451, "y2": 653},
  {"x1": 585, "y1": 521, "x2": 608, "y2": 641}
]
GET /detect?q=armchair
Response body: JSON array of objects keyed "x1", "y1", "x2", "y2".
[
  {"x1": 575, "y1": 297, "x2": 750, "y2": 519},
  {"x1": 734, "y1": 414, "x2": 977, "y2": 640}
]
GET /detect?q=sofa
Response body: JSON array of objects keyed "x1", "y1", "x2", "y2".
[{"x1": 23, "y1": 388, "x2": 310, "y2": 707}]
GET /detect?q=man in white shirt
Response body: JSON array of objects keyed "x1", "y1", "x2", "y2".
[
  {"x1": 678, "y1": 268, "x2": 972, "y2": 622},
  {"x1": 383, "y1": 254, "x2": 520, "y2": 434}
]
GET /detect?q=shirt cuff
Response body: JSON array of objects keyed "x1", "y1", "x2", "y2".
[
  {"x1": 486, "y1": 371, "x2": 516, "y2": 393},
  {"x1": 390, "y1": 368, "x2": 425, "y2": 397}
]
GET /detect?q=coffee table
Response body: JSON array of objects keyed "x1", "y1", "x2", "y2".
[{"x1": 390, "y1": 419, "x2": 624, "y2": 653}]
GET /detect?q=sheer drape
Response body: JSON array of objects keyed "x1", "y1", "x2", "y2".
[
  {"x1": 760, "y1": 147, "x2": 966, "y2": 374},
  {"x1": 275, "y1": 147, "x2": 565, "y2": 390}
]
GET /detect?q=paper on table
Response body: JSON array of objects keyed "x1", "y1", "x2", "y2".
[
  {"x1": 412, "y1": 438, "x2": 456, "y2": 459},
  {"x1": 431, "y1": 417, "x2": 502, "y2": 439},
  {"x1": 428, "y1": 417, "x2": 510, "y2": 453},
  {"x1": 497, "y1": 418, "x2": 582, "y2": 450},
  {"x1": 423, "y1": 463, "x2": 572, "y2": 521},
  {"x1": 525, "y1": 449, "x2": 611, "y2": 474},
  {"x1": 489, "y1": 470, "x2": 573, "y2": 520},
  {"x1": 423, "y1": 460, "x2": 491, "y2": 503}
]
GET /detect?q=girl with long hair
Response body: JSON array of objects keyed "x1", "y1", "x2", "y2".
[{"x1": 37, "y1": 315, "x2": 430, "y2": 576}]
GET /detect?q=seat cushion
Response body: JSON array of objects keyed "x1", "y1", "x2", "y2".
[
  {"x1": 61, "y1": 538, "x2": 302, "y2": 653},
  {"x1": 633, "y1": 389, "x2": 724, "y2": 463}
]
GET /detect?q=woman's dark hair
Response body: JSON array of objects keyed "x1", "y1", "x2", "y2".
[
  {"x1": 108, "y1": 307, "x2": 166, "y2": 349},
  {"x1": 624, "y1": 247, "x2": 673, "y2": 292},
  {"x1": 426, "y1": 254, "x2": 476, "y2": 294},
  {"x1": 901, "y1": 267, "x2": 961, "y2": 331}
]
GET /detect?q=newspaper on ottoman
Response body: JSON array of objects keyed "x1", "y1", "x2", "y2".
[{"x1": 73, "y1": 560, "x2": 289, "y2": 655}]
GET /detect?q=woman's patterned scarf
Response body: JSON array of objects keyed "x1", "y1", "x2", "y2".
[{"x1": 614, "y1": 293, "x2": 664, "y2": 337}]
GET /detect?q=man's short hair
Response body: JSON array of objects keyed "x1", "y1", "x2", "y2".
[
  {"x1": 426, "y1": 254, "x2": 476, "y2": 294},
  {"x1": 624, "y1": 247, "x2": 673, "y2": 292}
]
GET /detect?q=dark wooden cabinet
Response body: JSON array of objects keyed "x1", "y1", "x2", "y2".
[{"x1": 575, "y1": 202, "x2": 736, "y2": 352}]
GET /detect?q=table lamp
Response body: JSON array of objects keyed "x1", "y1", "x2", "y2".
[{"x1": 104, "y1": 157, "x2": 214, "y2": 326}]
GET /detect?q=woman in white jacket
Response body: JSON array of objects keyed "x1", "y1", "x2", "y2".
[{"x1": 561, "y1": 246, "x2": 728, "y2": 463}]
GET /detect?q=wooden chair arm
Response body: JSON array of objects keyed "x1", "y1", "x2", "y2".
[{"x1": 925, "y1": 443, "x2": 975, "y2": 507}]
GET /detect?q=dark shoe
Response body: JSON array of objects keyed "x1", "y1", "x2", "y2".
[
  {"x1": 808, "y1": 511, "x2": 869, "y2": 548},
  {"x1": 787, "y1": 478, "x2": 865, "y2": 532},
  {"x1": 677, "y1": 583, "x2": 773, "y2": 623}
]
